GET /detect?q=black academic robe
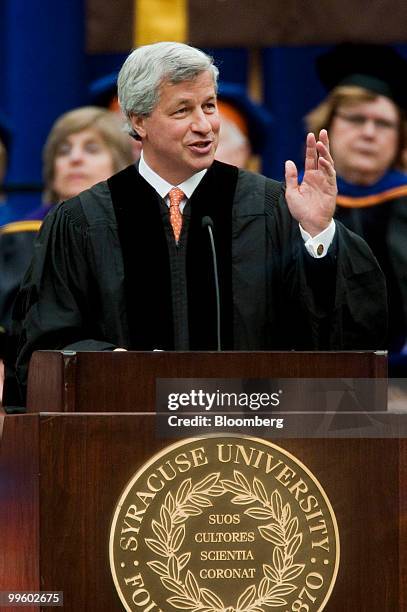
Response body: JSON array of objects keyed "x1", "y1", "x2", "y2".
[
  {"x1": 335, "y1": 182, "x2": 407, "y2": 352},
  {"x1": 10, "y1": 162, "x2": 387, "y2": 403},
  {"x1": 0, "y1": 224, "x2": 40, "y2": 334},
  {"x1": 0, "y1": 210, "x2": 50, "y2": 359}
]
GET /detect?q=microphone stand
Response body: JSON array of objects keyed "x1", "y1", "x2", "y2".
[{"x1": 202, "y1": 216, "x2": 221, "y2": 351}]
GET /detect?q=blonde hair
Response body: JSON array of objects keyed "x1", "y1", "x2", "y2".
[
  {"x1": 305, "y1": 85, "x2": 407, "y2": 168},
  {"x1": 43, "y1": 106, "x2": 133, "y2": 202}
]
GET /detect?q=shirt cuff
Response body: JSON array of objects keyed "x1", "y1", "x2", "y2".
[{"x1": 299, "y1": 219, "x2": 336, "y2": 258}]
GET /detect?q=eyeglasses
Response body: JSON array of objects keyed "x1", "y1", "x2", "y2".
[{"x1": 335, "y1": 112, "x2": 398, "y2": 131}]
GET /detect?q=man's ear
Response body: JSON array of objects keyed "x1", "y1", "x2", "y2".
[{"x1": 130, "y1": 114, "x2": 146, "y2": 139}]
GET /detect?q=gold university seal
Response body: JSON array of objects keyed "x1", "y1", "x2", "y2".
[{"x1": 110, "y1": 436, "x2": 339, "y2": 611}]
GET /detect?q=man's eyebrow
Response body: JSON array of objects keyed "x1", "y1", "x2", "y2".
[
  {"x1": 173, "y1": 93, "x2": 217, "y2": 104},
  {"x1": 173, "y1": 98, "x2": 191, "y2": 106},
  {"x1": 166, "y1": 94, "x2": 217, "y2": 112}
]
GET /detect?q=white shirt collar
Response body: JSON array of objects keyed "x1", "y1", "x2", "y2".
[{"x1": 138, "y1": 151, "x2": 207, "y2": 200}]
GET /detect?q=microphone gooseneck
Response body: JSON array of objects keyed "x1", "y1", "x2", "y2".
[{"x1": 202, "y1": 216, "x2": 221, "y2": 351}]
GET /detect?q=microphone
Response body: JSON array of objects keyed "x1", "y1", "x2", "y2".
[{"x1": 202, "y1": 216, "x2": 221, "y2": 351}]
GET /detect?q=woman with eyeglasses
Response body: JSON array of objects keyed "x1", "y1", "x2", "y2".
[{"x1": 306, "y1": 44, "x2": 407, "y2": 369}]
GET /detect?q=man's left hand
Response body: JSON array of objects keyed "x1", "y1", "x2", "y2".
[{"x1": 285, "y1": 129, "x2": 337, "y2": 237}]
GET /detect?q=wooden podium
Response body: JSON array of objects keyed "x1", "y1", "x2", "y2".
[
  {"x1": 25, "y1": 350, "x2": 387, "y2": 413},
  {"x1": 1, "y1": 351, "x2": 405, "y2": 611}
]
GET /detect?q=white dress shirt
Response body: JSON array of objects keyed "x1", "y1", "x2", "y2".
[
  {"x1": 138, "y1": 152, "x2": 335, "y2": 257},
  {"x1": 138, "y1": 152, "x2": 206, "y2": 213}
]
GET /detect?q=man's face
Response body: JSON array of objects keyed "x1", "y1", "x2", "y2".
[
  {"x1": 329, "y1": 95, "x2": 399, "y2": 185},
  {"x1": 131, "y1": 71, "x2": 220, "y2": 184}
]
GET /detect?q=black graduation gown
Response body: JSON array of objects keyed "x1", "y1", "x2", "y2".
[
  {"x1": 10, "y1": 162, "x2": 387, "y2": 403},
  {"x1": 336, "y1": 193, "x2": 407, "y2": 352},
  {"x1": 0, "y1": 224, "x2": 40, "y2": 333}
]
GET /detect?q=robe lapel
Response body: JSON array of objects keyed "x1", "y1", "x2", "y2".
[
  {"x1": 186, "y1": 161, "x2": 238, "y2": 349},
  {"x1": 108, "y1": 165, "x2": 174, "y2": 349}
]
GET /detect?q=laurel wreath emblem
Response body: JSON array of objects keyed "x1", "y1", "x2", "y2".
[{"x1": 145, "y1": 470, "x2": 305, "y2": 611}]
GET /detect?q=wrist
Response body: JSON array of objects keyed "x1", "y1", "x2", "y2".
[{"x1": 300, "y1": 219, "x2": 332, "y2": 238}]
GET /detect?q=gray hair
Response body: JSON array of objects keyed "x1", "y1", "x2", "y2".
[{"x1": 118, "y1": 42, "x2": 219, "y2": 139}]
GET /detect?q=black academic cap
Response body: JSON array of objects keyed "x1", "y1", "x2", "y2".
[
  {"x1": 89, "y1": 73, "x2": 118, "y2": 108},
  {"x1": 217, "y1": 82, "x2": 273, "y2": 154},
  {"x1": 0, "y1": 110, "x2": 13, "y2": 152},
  {"x1": 316, "y1": 44, "x2": 407, "y2": 110}
]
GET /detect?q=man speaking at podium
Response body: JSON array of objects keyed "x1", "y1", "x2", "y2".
[{"x1": 9, "y1": 42, "x2": 386, "y2": 405}]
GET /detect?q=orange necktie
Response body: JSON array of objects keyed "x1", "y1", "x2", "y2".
[{"x1": 168, "y1": 187, "x2": 184, "y2": 242}]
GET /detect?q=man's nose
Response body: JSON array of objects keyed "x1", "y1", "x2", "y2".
[{"x1": 191, "y1": 109, "x2": 212, "y2": 133}]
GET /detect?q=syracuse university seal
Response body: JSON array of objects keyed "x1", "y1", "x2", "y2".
[{"x1": 110, "y1": 436, "x2": 339, "y2": 611}]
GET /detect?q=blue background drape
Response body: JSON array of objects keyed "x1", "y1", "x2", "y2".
[{"x1": 1, "y1": 0, "x2": 407, "y2": 212}]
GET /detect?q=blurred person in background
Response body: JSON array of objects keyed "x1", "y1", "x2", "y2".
[
  {"x1": 0, "y1": 113, "x2": 11, "y2": 207},
  {"x1": 0, "y1": 139, "x2": 6, "y2": 203},
  {"x1": 0, "y1": 106, "x2": 133, "y2": 404},
  {"x1": 41, "y1": 106, "x2": 133, "y2": 205},
  {"x1": 0, "y1": 113, "x2": 11, "y2": 406},
  {"x1": 0, "y1": 111, "x2": 14, "y2": 226},
  {"x1": 306, "y1": 44, "x2": 407, "y2": 372},
  {"x1": 90, "y1": 73, "x2": 143, "y2": 161},
  {"x1": 0, "y1": 111, "x2": 13, "y2": 401},
  {"x1": 214, "y1": 82, "x2": 272, "y2": 170}
]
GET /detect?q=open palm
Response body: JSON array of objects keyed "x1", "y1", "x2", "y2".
[{"x1": 285, "y1": 130, "x2": 337, "y2": 237}]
